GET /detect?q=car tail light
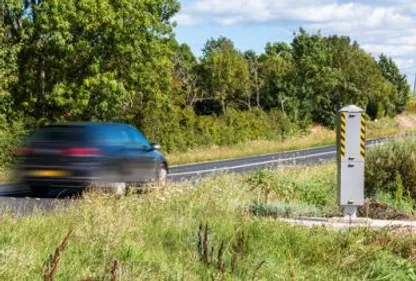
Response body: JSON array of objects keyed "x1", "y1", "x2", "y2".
[
  {"x1": 60, "y1": 148, "x2": 102, "y2": 157},
  {"x1": 15, "y1": 147, "x2": 35, "y2": 155}
]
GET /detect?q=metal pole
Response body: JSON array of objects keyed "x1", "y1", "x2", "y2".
[
  {"x1": 343, "y1": 205, "x2": 357, "y2": 218},
  {"x1": 413, "y1": 72, "x2": 416, "y2": 97}
]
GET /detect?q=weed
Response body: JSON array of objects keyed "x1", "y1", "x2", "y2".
[
  {"x1": 0, "y1": 164, "x2": 414, "y2": 280},
  {"x1": 110, "y1": 259, "x2": 118, "y2": 281},
  {"x1": 43, "y1": 229, "x2": 73, "y2": 281},
  {"x1": 287, "y1": 251, "x2": 298, "y2": 281},
  {"x1": 197, "y1": 223, "x2": 210, "y2": 265},
  {"x1": 247, "y1": 169, "x2": 274, "y2": 203},
  {"x1": 196, "y1": 223, "x2": 256, "y2": 280}
]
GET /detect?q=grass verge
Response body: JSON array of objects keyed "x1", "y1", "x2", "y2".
[
  {"x1": 167, "y1": 113, "x2": 416, "y2": 165},
  {"x1": 0, "y1": 163, "x2": 415, "y2": 280},
  {"x1": 0, "y1": 170, "x2": 9, "y2": 183}
]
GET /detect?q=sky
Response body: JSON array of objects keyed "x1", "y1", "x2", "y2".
[{"x1": 173, "y1": 0, "x2": 416, "y2": 89}]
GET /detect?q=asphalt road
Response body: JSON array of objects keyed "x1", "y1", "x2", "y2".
[{"x1": 0, "y1": 133, "x2": 411, "y2": 214}]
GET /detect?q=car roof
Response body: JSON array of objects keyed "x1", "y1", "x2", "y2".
[{"x1": 44, "y1": 122, "x2": 131, "y2": 128}]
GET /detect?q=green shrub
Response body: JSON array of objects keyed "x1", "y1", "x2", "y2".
[
  {"x1": 0, "y1": 116, "x2": 26, "y2": 169},
  {"x1": 365, "y1": 137, "x2": 416, "y2": 201},
  {"x1": 140, "y1": 107, "x2": 293, "y2": 153},
  {"x1": 249, "y1": 202, "x2": 327, "y2": 218}
]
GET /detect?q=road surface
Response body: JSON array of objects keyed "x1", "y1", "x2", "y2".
[{"x1": 0, "y1": 134, "x2": 410, "y2": 214}]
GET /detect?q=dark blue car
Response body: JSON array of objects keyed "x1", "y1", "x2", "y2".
[{"x1": 16, "y1": 123, "x2": 168, "y2": 196}]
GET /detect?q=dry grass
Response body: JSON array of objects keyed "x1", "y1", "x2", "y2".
[
  {"x1": 0, "y1": 168, "x2": 20, "y2": 183},
  {"x1": 43, "y1": 229, "x2": 73, "y2": 281},
  {"x1": 0, "y1": 170, "x2": 6, "y2": 182},
  {"x1": 168, "y1": 126, "x2": 334, "y2": 165},
  {"x1": 167, "y1": 113, "x2": 416, "y2": 166},
  {"x1": 0, "y1": 164, "x2": 415, "y2": 280}
]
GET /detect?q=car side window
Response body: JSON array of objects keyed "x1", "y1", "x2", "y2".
[
  {"x1": 118, "y1": 130, "x2": 131, "y2": 145},
  {"x1": 94, "y1": 127, "x2": 130, "y2": 146},
  {"x1": 127, "y1": 128, "x2": 150, "y2": 149}
]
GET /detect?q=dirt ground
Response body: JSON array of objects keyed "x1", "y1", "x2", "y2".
[{"x1": 358, "y1": 199, "x2": 415, "y2": 220}]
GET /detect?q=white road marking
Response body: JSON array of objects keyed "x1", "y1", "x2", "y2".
[
  {"x1": 170, "y1": 143, "x2": 335, "y2": 168},
  {"x1": 169, "y1": 150, "x2": 337, "y2": 177},
  {"x1": 168, "y1": 141, "x2": 387, "y2": 177}
]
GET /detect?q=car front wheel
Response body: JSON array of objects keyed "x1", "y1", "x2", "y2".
[
  {"x1": 156, "y1": 164, "x2": 168, "y2": 187},
  {"x1": 88, "y1": 180, "x2": 127, "y2": 196}
]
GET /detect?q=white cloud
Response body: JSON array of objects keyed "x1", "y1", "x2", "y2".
[
  {"x1": 362, "y1": 44, "x2": 416, "y2": 57},
  {"x1": 172, "y1": 13, "x2": 201, "y2": 26},
  {"x1": 177, "y1": 0, "x2": 416, "y2": 84},
  {"x1": 215, "y1": 16, "x2": 245, "y2": 25},
  {"x1": 395, "y1": 58, "x2": 415, "y2": 70}
]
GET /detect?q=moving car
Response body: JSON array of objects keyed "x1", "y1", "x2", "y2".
[{"x1": 16, "y1": 123, "x2": 168, "y2": 196}]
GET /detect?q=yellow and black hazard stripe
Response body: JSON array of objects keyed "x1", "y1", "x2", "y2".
[
  {"x1": 360, "y1": 113, "x2": 366, "y2": 158},
  {"x1": 340, "y1": 112, "x2": 346, "y2": 158}
]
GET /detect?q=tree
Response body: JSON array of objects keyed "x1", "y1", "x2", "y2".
[
  {"x1": 265, "y1": 42, "x2": 291, "y2": 60},
  {"x1": 291, "y1": 29, "x2": 340, "y2": 126},
  {"x1": 0, "y1": 2, "x2": 20, "y2": 119},
  {"x1": 289, "y1": 29, "x2": 399, "y2": 126},
  {"x1": 3, "y1": 0, "x2": 180, "y2": 124},
  {"x1": 171, "y1": 42, "x2": 199, "y2": 107},
  {"x1": 244, "y1": 50, "x2": 262, "y2": 108},
  {"x1": 378, "y1": 54, "x2": 410, "y2": 113},
  {"x1": 258, "y1": 46, "x2": 297, "y2": 120},
  {"x1": 200, "y1": 37, "x2": 250, "y2": 113},
  {"x1": 0, "y1": 3, "x2": 411, "y2": 155}
]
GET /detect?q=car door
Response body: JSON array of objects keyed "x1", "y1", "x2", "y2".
[
  {"x1": 96, "y1": 126, "x2": 132, "y2": 183},
  {"x1": 124, "y1": 126, "x2": 158, "y2": 183}
]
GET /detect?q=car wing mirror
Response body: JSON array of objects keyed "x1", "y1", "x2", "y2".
[{"x1": 151, "y1": 143, "x2": 161, "y2": 150}]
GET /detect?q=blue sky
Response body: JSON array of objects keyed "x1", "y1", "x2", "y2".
[{"x1": 173, "y1": 0, "x2": 416, "y2": 89}]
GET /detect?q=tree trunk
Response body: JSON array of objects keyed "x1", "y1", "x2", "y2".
[
  {"x1": 255, "y1": 68, "x2": 260, "y2": 107},
  {"x1": 39, "y1": 52, "x2": 45, "y2": 97},
  {"x1": 280, "y1": 96, "x2": 288, "y2": 117}
]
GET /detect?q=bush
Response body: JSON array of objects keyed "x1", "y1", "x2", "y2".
[
  {"x1": 0, "y1": 116, "x2": 26, "y2": 169},
  {"x1": 406, "y1": 96, "x2": 416, "y2": 115},
  {"x1": 365, "y1": 137, "x2": 416, "y2": 201},
  {"x1": 140, "y1": 107, "x2": 294, "y2": 153}
]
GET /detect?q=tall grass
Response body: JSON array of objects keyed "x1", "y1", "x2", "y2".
[
  {"x1": 0, "y1": 164, "x2": 415, "y2": 280},
  {"x1": 168, "y1": 126, "x2": 334, "y2": 165},
  {"x1": 168, "y1": 113, "x2": 416, "y2": 165}
]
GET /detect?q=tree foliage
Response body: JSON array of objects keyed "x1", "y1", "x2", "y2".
[
  {"x1": 378, "y1": 54, "x2": 410, "y2": 114},
  {"x1": 0, "y1": 0, "x2": 411, "y2": 158},
  {"x1": 3, "y1": 0, "x2": 179, "y2": 125},
  {"x1": 200, "y1": 37, "x2": 250, "y2": 112}
]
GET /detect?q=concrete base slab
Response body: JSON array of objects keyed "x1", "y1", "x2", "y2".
[{"x1": 282, "y1": 217, "x2": 416, "y2": 230}]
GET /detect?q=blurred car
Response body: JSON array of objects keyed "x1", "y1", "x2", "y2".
[{"x1": 15, "y1": 123, "x2": 168, "y2": 196}]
